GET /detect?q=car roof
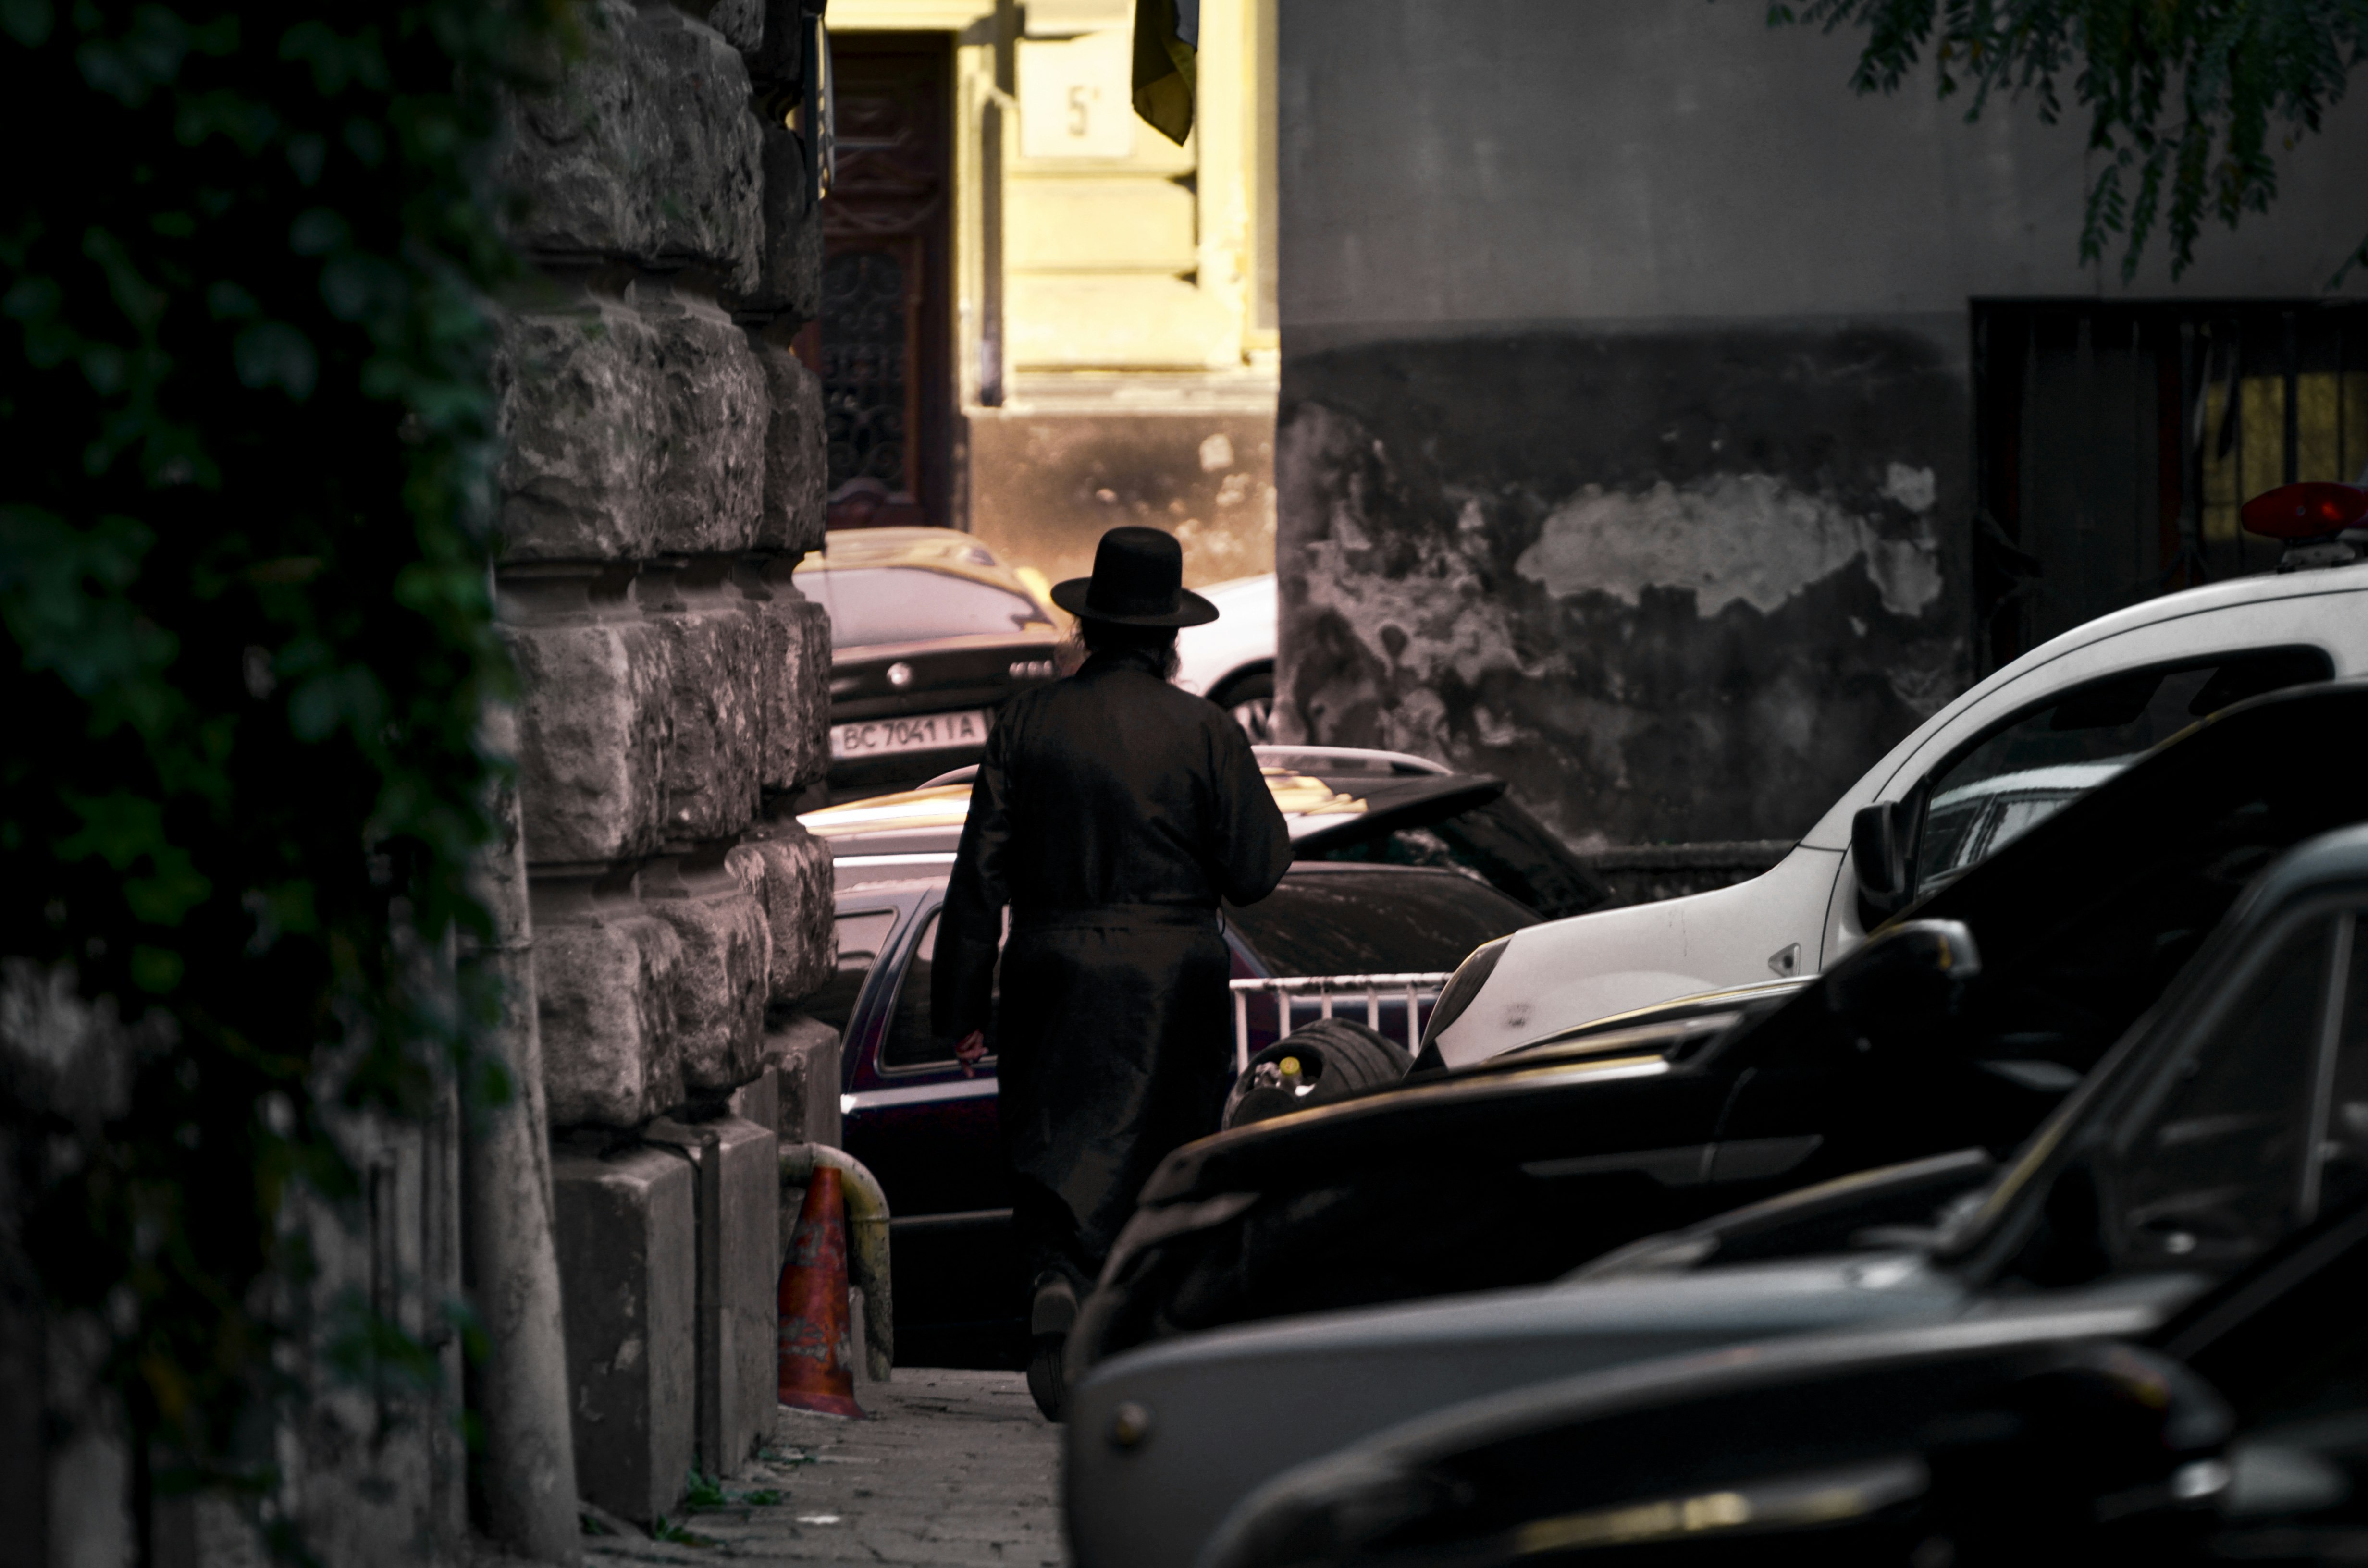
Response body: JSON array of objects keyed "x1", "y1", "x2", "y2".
[
  {"x1": 828, "y1": 855, "x2": 1520, "y2": 905},
  {"x1": 802, "y1": 762, "x2": 1498, "y2": 858},
  {"x1": 921, "y1": 744, "x2": 1453, "y2": 791},
  {"x1": 793, "y1": 526, "x2": 1056, "y2": 615},
  {"x1": 802, "y1": 526, "x2": 1003, "y2": 569},
  {"x1": 1798, "y1": 562, "x2": 2368, "y2": 847}
]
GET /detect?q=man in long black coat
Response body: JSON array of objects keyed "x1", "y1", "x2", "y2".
[{"x1": 933, "y1": 527, "x2": 1291, "y2": 1418}]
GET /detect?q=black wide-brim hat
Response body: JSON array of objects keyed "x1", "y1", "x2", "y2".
[{"x1": 1051, "y1": 526, "x2": 1219, "y2": 627}]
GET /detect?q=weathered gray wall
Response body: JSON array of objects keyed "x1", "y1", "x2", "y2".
[{"x1": 1275, "y1": 0, "x2": 2368, "y2": 847}]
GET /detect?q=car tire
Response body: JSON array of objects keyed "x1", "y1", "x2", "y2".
[
  {"x1": 1027, "y1": 1334, "x2": 1067, "y2": 1421},
  {"x1": 1222, "y1": 1017, "x2": 1411, "y2": 1129},
  {"x1": 1210, "y1": 665, "x2": 1275, "y2": 743}
]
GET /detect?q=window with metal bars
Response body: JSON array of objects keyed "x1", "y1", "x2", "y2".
[{"x1": 1973, "y1": 302, "x2": 2368, "y2": 676}]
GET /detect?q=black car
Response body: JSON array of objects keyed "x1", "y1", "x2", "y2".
[
  {"x1": 800, "y1": 759, "x2": 1549, "y2": 1365},
  {"x1": 1199, "y1": 1194, "x2": 2368, "y2": 1568},
  {"x1": 1067, "y1": 681, "x2": 2368, "y2": 1375},
  {"x1": 1064, "y1": 805, "x2": 2368, "y2": 1568},
  {"x1": 1190, "y1": 839, "x2": 2368, "y2": 1568},
  {"x1": 792, "y1": 526, "x2": 1063, "y2": 800}
]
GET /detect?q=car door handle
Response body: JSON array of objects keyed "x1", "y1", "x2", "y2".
[
  {"x1": 1522, "y1": 1145, "x2": 1715, "y2": 1186},
  {"x1": 1705, "y1": 1134, "x2": 1825, "y2": 1183}
]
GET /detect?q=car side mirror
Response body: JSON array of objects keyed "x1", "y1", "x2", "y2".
[
  {"x1": 1925, "y1": 1343, "x2": 2232, "y2": 1546},
  {"x1": 1823, "y1": 918, "x2": 1981, "y2": 1033},
  {"x1": 1851, "y1": 799, "x2": 1917, "y2": 910}
]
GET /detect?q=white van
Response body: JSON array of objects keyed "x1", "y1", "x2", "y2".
[{"x1": 1424, "y1": 556, "x2": 2368, "y2": 1068}]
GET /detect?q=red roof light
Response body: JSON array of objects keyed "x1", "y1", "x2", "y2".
[{"x1": 2241, "y1": 481, "x2": 2368, "y2": 541}]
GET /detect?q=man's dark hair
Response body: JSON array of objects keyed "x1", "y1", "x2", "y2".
[
  {"x1": 1078, "y1": 617, "x2": 1181, "y2": 678},
  {"x1": 1079, "y1": 618, "x2": 1178, "y2": 655}
]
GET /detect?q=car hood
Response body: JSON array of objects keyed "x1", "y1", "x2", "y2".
[
  {"x1": 1135, "y1": 1048, "x2": 1683, "y2": 1205},
  {"x1": 1427, "y1": 842, "x2": 1845, "y2": 1067},
  {"x1": 1065, "y1": 1253, "x2": 1967, "y2": 1568},
  {"x1": 1063, "y1": 1257, "x2": 2207, "y2": 1568}
]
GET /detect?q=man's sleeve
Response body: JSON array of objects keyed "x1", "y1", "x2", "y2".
[
  {"x1": 1211, "y1": 718, "x2": 1293, "y2": 906},
  {"x1": 932, "y1": 719, "x2": 1013, "y2": 1037}
]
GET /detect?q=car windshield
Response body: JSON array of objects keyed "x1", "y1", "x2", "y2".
[
  {"x1": 1228, "y1": 869, "x2": 1537, "y2": 975},
  {"x1": 801, "y1": 566, "x2": 1048, "y2": 649},
  {"x1": 1309, "y1": 798, "x2": 1609, "y2": 920},
  {"x1": 1913, "y1": 648, "x2": 2330, "y2": 889}
]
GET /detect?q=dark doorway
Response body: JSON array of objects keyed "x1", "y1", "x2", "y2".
[
  {"x1": 1973, "y1": 301, "x2": 2368, "y2": 675},
  {"x1": 803, "y1": 33, "x2": 955, "y2": 532}
]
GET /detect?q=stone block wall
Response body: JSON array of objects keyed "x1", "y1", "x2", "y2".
[{"x1": 493, "y1": 0, "x2": 843, "y2": 1524}]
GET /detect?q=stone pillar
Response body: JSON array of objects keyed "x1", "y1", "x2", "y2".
[{"x1": 492, "y1": 0, "x2": 836, "y2": 1522}]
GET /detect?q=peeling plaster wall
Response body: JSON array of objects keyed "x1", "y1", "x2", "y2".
[
  {"x1": 1275, "y1": 0, "x2": 2367, "y2": 849},
  {"x1": 1278, "y1": 327, "x2": 1969, "y2": 845}
]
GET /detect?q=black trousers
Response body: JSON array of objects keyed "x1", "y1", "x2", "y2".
[{"x1": 995, "y1": 907, "x2": 1232, "y2": 1306}]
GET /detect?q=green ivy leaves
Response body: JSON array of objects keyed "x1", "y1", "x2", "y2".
[{"x1": 1, "y1": 0, "x2": 570, "y2": 1523}]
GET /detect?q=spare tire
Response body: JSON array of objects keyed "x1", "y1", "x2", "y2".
[{"x1": 1222, "y1": 1016, "x2": 1412, "y2": 1129}]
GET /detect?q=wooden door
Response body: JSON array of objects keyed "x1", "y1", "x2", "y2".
[{"x1": 805, "y1": 34, "x2": 955, "y2": 532}]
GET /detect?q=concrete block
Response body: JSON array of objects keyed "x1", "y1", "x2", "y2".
[
  {"x1": 742, "y1": 121, "x2": 823, "y2": 321},
  {"x1": 493, "y1": 292, "x2": 663, "y2": 562},
  {"x1": 503, "y1": 606, "x2": 674, "y2": 865},
  {"x1": 765, "y1": 1012, "x2": 842, "y2": 1149},
  {"x1": 497, "y1": 0, "x2": 646, "y2": 264},
  {"x1": 753, "y1": 334, "x2": 826, "y2": 553},
  {"x1": 727, "y1": 1063, "x2": 780, "y2": 1149},
  {"x1": 763, "y1": 1013, "x2": 840, "y2": 1270},
  {"x1": 727, "y1": 828, "x2": 832, "y2": 1006},
  {"x1": 698, "y1": 0, "x2": 765, "y2": 55},
  {"x1": 643, "y1": 578, "x2": 765, "y2": 840},
  {"x1": 634, "y1": 7, "x2": 763, "y2": 295},
  {"x1": 533, "y1": 883, "x2": 687, "y2": 1129},
  {"x1": 740, "y1": 0, "x2": 804, "y2": 96},
  {"x1": 647, "y1": 1115, "x2": 780, "y2": 1476},
  {"x1": 641, "y1": 282, "x2": 767, "y2": 555},
  {"x1": 640, "y1": 855, "x2": 770, "y2": 1095},
  {"x1": 497, "y1": 1, "x2": 760, "y2": 291},
  {"x1": 551, "y1": 1143, "x2": 696, "y2": 1525},
  {"x1": 753, "y1": 559, "x2": 831, "y2": 790}
]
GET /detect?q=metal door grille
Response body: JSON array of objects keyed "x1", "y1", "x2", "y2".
[{"x1": 1973, "y1": 302, "x2": 2368, "y2": 675}]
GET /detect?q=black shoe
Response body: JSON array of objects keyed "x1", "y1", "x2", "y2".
[{"x1": 1030, "y1": 1273, "x2": 1080, "y2": 1336}]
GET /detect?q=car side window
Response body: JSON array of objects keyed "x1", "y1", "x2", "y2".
[
  {"x1": 2111, "y1": 915, "x2": 2337, "y2": 1272},
  {"x1": 805, "y1": 908, "x2": 898, "y2": 1037},
  {"x1": 880, "y1": 909, "x2": 1000, "y2": 1071},
  {"x1": 2310, "y1": 915, "x2": 2368, "y2": 1220},
  {"x1": 1913, "y1": 648, "x2": 2330, "y2": 890}
]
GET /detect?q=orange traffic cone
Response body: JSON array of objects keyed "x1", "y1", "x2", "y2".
[{"x1": 778, "y1": 1164, "x2": 864, "y2": 1418}]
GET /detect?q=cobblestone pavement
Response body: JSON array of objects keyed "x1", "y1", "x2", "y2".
[{"x1": 580, "y1": 1370, "x2": 1063, "y2": 1568}]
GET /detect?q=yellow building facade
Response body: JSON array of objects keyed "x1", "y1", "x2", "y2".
[{"x1": 815, "y1": 0, "x2": 1279, "y2": 590}]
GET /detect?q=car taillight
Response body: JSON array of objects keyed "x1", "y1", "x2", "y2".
[
  {"x1": 2240, "y1": 481, "x2": 2368, "y2": 574},
  {"x1": 2241, "y1": 481, "x2": 2368, "y2": 539}
]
